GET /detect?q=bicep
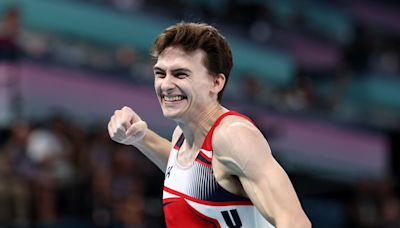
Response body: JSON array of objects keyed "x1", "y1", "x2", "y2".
[
  {"x1": 214, "y1": 122, "x2": 306, "y2": 225},
  {"x1": 239, "y1": 153, "x2": 304, "y2": 225}
]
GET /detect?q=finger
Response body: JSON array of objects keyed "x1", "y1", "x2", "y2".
[
  {"x1": 120, "y1": 107, "x2": 134, "y2": 130},
  {"x1": 109, "y1": 115, "x2": 126, "y2": 138},
  {"x1": 122, "y1": 106, "x2": 141, "y2": 123},
  {"x1": 108, "y1": 115, "x2": 117, "y2": 136},
  {"x1": 109, "y1": 122, "x2": 129, "y2": 144},
  {"x1": 112, "y1": 109, "x2": 125, "y2": 131},
  {"x1": 108, "y1": 121, "x2": 114, "y2": 138},
  {"x1": 126, "y1": 120, "x2": 144, "y2": 136},
  {"x1": 126, "y1": 121, "x2": 147, "y2": 142}
]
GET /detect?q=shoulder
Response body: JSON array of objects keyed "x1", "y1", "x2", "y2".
[
  {"x1": 212, "y1": 115, "x2": 270, "y2": 174},
  {"x1": 213, "y1": 114, "x2": 264, "y2": 150}
]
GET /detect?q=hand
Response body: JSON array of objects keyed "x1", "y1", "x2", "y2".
[{"x1": 108, "y1": 106, "x2": 148, "y2": 145}]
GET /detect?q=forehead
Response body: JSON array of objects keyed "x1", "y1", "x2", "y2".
[{"x1": 154, "y1": 46, "x2": 206, "y2": 70}]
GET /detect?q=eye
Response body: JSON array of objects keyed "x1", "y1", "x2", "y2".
[
  {"x1": 174, "y1": 73, "x2": 188, "y2": 79},
  {"x1": 154, "y1": 71, "x2": 166, "y2": 78}
]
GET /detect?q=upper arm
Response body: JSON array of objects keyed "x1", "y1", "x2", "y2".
[{"x1": 213, "y1": 119, "x2": 310, "y2": 227}]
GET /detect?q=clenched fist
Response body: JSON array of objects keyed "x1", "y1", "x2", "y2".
[{"x1": 108, "y1": 106, "x2": 148, "y2": 145}]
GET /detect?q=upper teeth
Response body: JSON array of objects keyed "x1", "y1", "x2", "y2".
[{"x1": 164, "y1": 96, "x2": 183, "y2": 101}]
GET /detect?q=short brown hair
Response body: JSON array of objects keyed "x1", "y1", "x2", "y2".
[{"x1": 151, "y1": 22, "x2": 233, "y2": 102}]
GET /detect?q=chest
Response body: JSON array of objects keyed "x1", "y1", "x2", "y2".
[{"x1": 165, "y1": 149, "x2": 246, "y2": 198}]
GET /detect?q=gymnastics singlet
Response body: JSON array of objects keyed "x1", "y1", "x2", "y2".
[{"x1": 163, "y1": 111, "x2": 274, "y2": 228}]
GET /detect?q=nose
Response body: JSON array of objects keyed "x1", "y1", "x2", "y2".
[{"x1": 160, "y1": 74, "x2": 176, "y2": 92}]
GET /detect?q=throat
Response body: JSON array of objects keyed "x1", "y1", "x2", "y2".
[
  {"x1": 176, "y1": 148, "x2": 200, "y2": 168},
  {"x1": 196, "y1": 103, "x2": 224, "y2": 128},
  {"x1": 178, "y1": 103, "x2": 226, "y2": 147}
]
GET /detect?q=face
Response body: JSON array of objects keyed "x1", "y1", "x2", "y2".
[{"x1": 153, "y1": 46, "x2": 217, "y2": 121}]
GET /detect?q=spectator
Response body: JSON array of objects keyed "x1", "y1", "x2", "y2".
[{"x1": 0, "y1": 6, "x2": 21, "y2": 62}]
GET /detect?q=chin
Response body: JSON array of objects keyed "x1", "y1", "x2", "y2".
[
  {"x1": 161, "y1": 110, "x2": 181, "y2": 119},
  {"x1": 160, "y1": 102, "x2": 188, "y2": 120}
]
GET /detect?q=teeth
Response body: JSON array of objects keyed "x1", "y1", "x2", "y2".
[{"x1": 164, "y1": 95, "x2": 184, "y2": 102}]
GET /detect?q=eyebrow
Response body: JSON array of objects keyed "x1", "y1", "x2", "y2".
[
  {"x1": 153, "y1": 67, "x2": 192, "y2": 74},
  {"x1": 153, "y1": 67, "x2": 165, "y2": 72}
]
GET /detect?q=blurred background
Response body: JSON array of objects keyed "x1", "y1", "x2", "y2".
[{"x1": 0, "y1": 0, "x2": 399, "y2": 227}]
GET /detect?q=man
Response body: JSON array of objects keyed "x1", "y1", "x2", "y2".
[{"x1": 108, "y1": 22, "x2": 311, "y2": 227}]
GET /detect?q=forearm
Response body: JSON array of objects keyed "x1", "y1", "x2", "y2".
[
  {"x1": 133, "y1": 129, "x2": 171, "y2": 172},
  {"x1": 275, "y1": 214, "x2": 311, "y2": 228}
]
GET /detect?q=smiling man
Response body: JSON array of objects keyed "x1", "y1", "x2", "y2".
[{"x1": 108, "y1": 22, "x2": 311, "y2": 228}]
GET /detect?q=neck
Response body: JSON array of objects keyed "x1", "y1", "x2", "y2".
[{"x1": 177, "y1": 102, "x2": 226, "y2": 149}]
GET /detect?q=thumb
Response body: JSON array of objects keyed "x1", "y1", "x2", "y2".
[{"x1": 126, "y1": 120, "x2": 147, "y2": 143}]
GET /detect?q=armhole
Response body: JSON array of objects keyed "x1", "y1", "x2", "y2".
[{"x1": 201, "y1": 111, "x2": 255, "y2": 152}]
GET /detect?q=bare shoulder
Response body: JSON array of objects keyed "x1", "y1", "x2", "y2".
[
  {"x1": 212, "y1": 115, "x2": 271, "y2": 175},
  {"x1": 213, "y1": 115, "x2": 265, "y2": 153}
]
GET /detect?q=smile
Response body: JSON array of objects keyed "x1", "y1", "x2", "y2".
[{"x1": 162, "y1": 95, "x2": 186, "y2": 102}]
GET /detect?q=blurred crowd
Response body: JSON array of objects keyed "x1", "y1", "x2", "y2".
[
  {"x1": 1, "y1": 0, "x2": 400, "y2": 227},
  {"x1": 5, "y1": 0, "x2": 399, "y2": 130},
  {"x1": 0, "y1": 116, "x2": 165, "y2": 227},
  {"x1": 0, "y1": 116, "x2": 399, "y2": 227}
]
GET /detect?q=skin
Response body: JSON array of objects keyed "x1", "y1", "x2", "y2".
[{"x1": 108, "y1": 46, "x2": 311, "y2": 227}]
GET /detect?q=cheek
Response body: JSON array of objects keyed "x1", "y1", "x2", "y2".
[
  {"x1": 189, "y1": 87, "x2": 207, "y2": 103},
  {"x1": 154, "y1": 80, "x2": 161, "y2": 95},
  {"x1": 195, "y1": 81, "x2": 213, "y2": 96}
]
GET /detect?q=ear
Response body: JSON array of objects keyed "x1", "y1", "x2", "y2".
[{"x1": 211, "y1": 73, "x2": 226, "y2": 94}]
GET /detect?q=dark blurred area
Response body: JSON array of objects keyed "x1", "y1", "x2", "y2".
[
  {"x1": 0, "y1": 116, "x2": 164, "y2": 227},
  {"x1": 0, "y1": 0, "x2": 400, "y2": 227}
]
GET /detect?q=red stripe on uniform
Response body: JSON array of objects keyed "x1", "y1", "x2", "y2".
[
  {"x1": 198, "y1": 151, "x2": 212, "y2": 162},
  {"x1": 163, "y1": 186, "x2": 253, "y2": 206},
  {"x1": 174, "y1": 145, "x2": 181, "y2": 150}
]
